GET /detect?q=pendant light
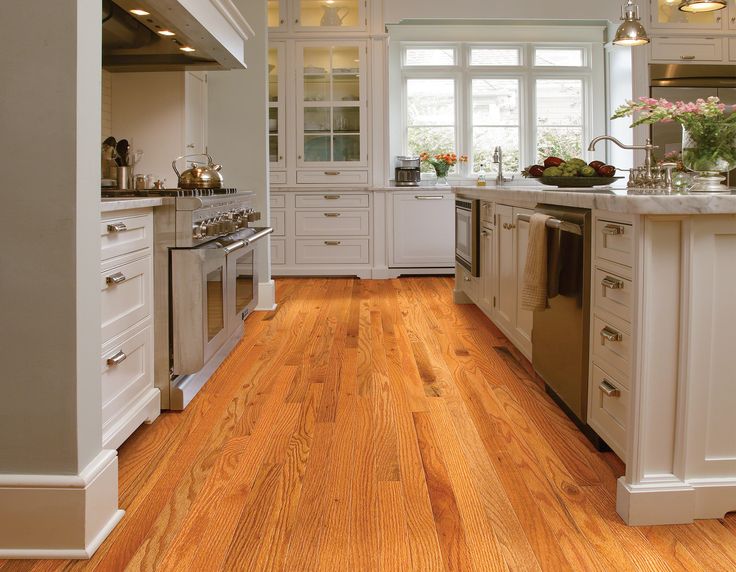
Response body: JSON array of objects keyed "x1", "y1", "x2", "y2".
[
  {"x1": 613, "y1": 0, "x2": 650, "y2": 46},
  {"x1": 678, "y1": 0, "x2": 727, "y2": 12}
]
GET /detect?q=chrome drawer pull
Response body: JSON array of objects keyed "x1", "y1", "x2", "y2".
[
  {"x1": 680, "y1": 55, "x2": 696, "y2": 60},
  {"x1": 107, "y1": 222, "x2": 127, "y2": 233},
  {"x1": 324, "y1": 240, "x2": 341, "y2": 246},
  {"x1": 601, "y1": 326, "x2": 623, "y2": 343},
  {"x1": 599, "y1": 379, "x2": 621, "y2": 398},
  {"x1": 324, "y1": 171, "x2": 340, "y2": 176},
  {"x1": 602, "y1": 224, "x2": 625, "y2": 236},
  {"x1": 106, "y1": 350, "x2": 127, "y2": 366},
  {"x1": 602, "y1": 276, "x2": 624, "y2": 290},
  {"x1": 323, "y1": 212, "x2": 341, "y2": 217},
  {"x1": 106, "y1": 272, "x2": 126, "y2": 285},
  {"x1": 414, "y1": 195, "x2": 443, "y2": 200},
  {"x1": 324, "y1": 194, "x2": 341, "y2": 199}
]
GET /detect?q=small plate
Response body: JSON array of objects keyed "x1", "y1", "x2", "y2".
[{"x1": 538, "y1": 176, "x2": 623, "y2": 188}]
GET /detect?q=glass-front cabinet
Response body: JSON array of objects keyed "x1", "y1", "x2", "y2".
[
  {"x1": 296, "y1": 41, "x2": 367, "y2": 168},
  {"x1": 268, "y1": 0, "x2": 287, "y2": 31},
  {"x1": 650, "y1": 0, "x2": 725, "y2": 30},
  {"x1": 268, "y1": 43, "x2": 286, "y2": 172},
  {"x1": 269, "y1": 0, "x2": 366, "y2": 33}
]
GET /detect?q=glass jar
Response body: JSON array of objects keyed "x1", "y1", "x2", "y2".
[{"x1": 682, "y1": 123, "x2": 736, "y2": 193}]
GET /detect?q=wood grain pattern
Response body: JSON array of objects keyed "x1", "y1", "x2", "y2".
[{"x1": 10, "y1": 277, "x2": 735, "y2": 572}]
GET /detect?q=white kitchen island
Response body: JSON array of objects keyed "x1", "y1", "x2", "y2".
[{"x1": 454, "y1": 184, "x2": 736, "y2": 526}]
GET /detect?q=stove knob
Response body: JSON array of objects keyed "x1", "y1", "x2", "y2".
[{"x1": 192, "y1": 224, "x2": 204, "y2": 239}]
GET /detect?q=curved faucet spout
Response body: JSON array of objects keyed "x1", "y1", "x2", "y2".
[{"x1": 588, "y1": 135, "x2": 639, "y2": 152}]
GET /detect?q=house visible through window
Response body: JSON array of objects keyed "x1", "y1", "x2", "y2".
[{"x1": 401, "y1": 42, "x2": 596, "y2": 178}]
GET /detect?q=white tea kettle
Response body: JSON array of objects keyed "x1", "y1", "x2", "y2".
[{"x1": 320, "y1": 4, "x2": 349, "y2": 26}]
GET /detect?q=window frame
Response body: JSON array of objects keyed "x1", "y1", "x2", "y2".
[{"x1": 400, "y1": 41, "x2": 598, "y2": 180}]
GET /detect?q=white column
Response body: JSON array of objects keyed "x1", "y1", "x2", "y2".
[{"x1": 0, "y1": 0, "x2": 123, "y2": 558}]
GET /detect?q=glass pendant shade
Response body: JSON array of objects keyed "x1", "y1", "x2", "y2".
[
  {"x1": 613, "y1": 0, "x2": 650, "y2": 46},
  {"x1": 678, "y1": 0, "x2": 727, "y2": 13}
]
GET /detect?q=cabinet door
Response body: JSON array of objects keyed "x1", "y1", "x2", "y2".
[
  {"x1": 514, "y1": 207, "x2": 534, "y2": 351},
  {"x1": 184, "y1": 72, "x2": 207, "y2": 155},
  {"x1": 269, "y1": 43, "x2": 286, "y2": 171},
  {"x1": 495, "y1": 204, "x2": 515, "y2": 334},
  {"x1": 296, "y1": 41, "x2": 367, "y2": 168},
  {"x1": 294, "y1": 0, "x2": 366, "y2": 32},
  {"x1": 479, "y1": 225, "x2": 494, "y2": 313},
  {"x1": 731, "y1": 4, "x2": 736, "y2": 31},
  {"x1": 649, "y1": 0, "x2": 724, "y2": 30},
  {"x1": 391, "y1": 193, "x2": 454, "y2": 267},
  {"x1": 268, "y1": 0, "x2": 288, "y2": 31}
]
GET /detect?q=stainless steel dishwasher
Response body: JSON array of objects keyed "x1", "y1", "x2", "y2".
[{"x1": 523, "y1": 204, "x2": 606, "y2": 450}]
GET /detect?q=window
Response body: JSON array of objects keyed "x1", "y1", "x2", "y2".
[{"x1": 400, "y1": 42, "x2": 598, "y2": 178}]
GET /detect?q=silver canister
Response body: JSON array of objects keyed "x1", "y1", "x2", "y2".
[{"x1": 117, "y1": 166, "x2": 131, "y2": 190}]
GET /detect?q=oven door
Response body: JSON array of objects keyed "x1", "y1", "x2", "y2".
[
  {"x1": 226, "y1": 241, "x2": 256, "y2": 332},
  {"x1": 170, "y1": 243, "x2": 229, "y2": 375}
]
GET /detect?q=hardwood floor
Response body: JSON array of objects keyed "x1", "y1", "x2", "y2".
[{"x1": 4, "y1": 277, "x2": 736, "y2": 571}]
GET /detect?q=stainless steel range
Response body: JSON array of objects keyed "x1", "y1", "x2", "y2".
[{"x1": 109, "y1": 188, "x2": 273, "y2": 410}]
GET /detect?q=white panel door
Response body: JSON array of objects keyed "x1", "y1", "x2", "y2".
[
  {"x1": 391, "y1": 193, "x2": 454, "y2": 267},
  {"x1": 514, "y1": 207, "x2": 534, "y2": 351},
  {"x1": 495, "y1": 204, "x2": 515, "y2": 334}
]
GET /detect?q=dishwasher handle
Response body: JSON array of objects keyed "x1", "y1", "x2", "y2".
[{"x1": 517, "y1": 213, "x2": 582, "y2": 236}]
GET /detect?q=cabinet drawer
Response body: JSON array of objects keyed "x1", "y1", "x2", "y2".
[
  {"x1": 457, "y1": 264, "x2": 479, "y2": 302},
  {"x1": 295, "y1": 210, "x2": 369, "y2": 236},
  {"x1": 595, "y1": 218, "x2": 633, "y2": 267},
  {"x1": 295, "y1": 193, "x2": 369, "y2": 209},
  {"x1": 270, "y1": 171, "x2": 287, "y2": 185},
  {"x1": 589, "y1": 363, "x2": 629, "y2": 458},
  {"x1": 650, "y1": 37, "x2": 723, "y2": 62},
  {"x1": 480, "y1": 201, "x2": 494, "y2": 225},
  {"x1": 592, "y1": 314, "x2": 631, "y2": 385},
  {"x1": 296, "y1": 170, "x2": 368, "y2": 185},
  {"x1": 270, "y1": 210, "x2": 285, "y2": 236},
  {"x1": 594, "y1": 268, "x2": 632, "y2": 323},
  {"x1": 295, "y1": 239, "x2": 369, "y2": 265},
  {"x1": 271, "y1": 238, "x2": 285, "y2": 265},
  {"x1": 100, "y1": 213, "x2": 152, "y2": 262},
  {"x1": 100, "y1": 324, "x2": 153, "y2": 429},
  {"x1": 270, "y1": 193, "x2": 286, "y2": 209},
  {"x1": 100, "y1": 256, "x2": 152, "y2": 342}
]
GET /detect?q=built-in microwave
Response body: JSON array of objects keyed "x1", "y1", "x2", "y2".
[{"x1": 455, "y1": 198, "x2": 479, "y2": 277}]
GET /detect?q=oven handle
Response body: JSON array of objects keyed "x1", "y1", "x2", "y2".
[
  {"x1": 223, "y1": 240, "x2": 245, "y2": 254},
  {"x1": 219, "y1": 227, "x2": 274, "y2": 254}
]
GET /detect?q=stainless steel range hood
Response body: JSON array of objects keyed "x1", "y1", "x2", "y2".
[{"x1": 102, "y1": 0, "x2": 252, "y2": 72}]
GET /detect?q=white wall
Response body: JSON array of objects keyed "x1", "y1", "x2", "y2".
[{"x1": 383, "y1": 0, "x2": 621, "y2": 23}]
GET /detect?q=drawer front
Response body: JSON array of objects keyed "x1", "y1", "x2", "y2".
[
  {"x1": 295, "y1": 239, "x2": 369, "y2": 265},
  {"x1": 457, "y1": 264, "x2": 478, "y2": 302},
  {"x1": 296, "y1": 170, "x2": 368, "y2": 185},
  {"x1": 480, "y1": 201, "x2": 494, "y2": 225},
  {"x1": 650, "y1": 37, "x2": 723, "y2": 62},
  {"x1": 589, "y1": 363, "x2": 629, "y2": 458},
  {"x1": 270, "y1": 210, "x2": 286, "y2": 236},
  {"x1": 294, "y1": 193, "x2": 369, "y2": 209},
  {"x1": 100, "y1": 324, "x2": 153, "y2": 427},
  {"x1": 596, "y1": 219, "x2": 633, "y2": 267},
  {"x1": 592, "y1": 314, "x2": 631, "y2": 385},
  {"x1": 295, "y1": 211, "x2": 369, "y2": 236},
  {"x1": 270, "y1": 193, "x2": 286, "y2": 209},
  {"x1": 594, "y1": 268, "x2": 632, "y2": 323},
  {"x1": 271, "y1": 238, "x2": 285, "y2": 265},
  {"x1": 270, "y1": 171, "x2": 287, "y2": 185},
  {"x1": 100, "y1": 213, "x2": 152, "y2": 262},
  {"x1": 100, "y1": 256, "x2": 152, "y2": 342}
]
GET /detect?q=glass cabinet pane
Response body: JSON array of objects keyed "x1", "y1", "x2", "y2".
[
  {"x1": 304, "y1": 135, "x2": 331, "y2": 162},
  {"x1": 654, "y1": 0, "x2": 721, "y2": 26},
  {"x1": 268, "y1": 48, "x2": 279, "y2": 103},
  {"x1": 268, "y1": 0, "x2": 283, "y2": 28},
  {"x1": 298, "y1": 0, "x2": 361, "y2": 28}
]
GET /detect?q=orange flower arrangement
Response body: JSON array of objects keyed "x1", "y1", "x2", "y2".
[{"x1": 419, "y1": 151, "x2": 468, "y2": 177}]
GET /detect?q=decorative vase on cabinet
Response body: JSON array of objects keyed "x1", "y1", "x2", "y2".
[{"x1": 682, "y1": 123, "x2": 736, "y2": 192}]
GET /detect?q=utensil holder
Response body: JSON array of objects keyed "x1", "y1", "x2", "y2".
[{"x1": 117, "y1": 166, "x2": 131, "y2": 190}]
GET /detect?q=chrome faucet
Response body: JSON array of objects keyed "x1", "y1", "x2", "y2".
[
  {"x1": 587, "y1": 135, "x2": 659, "y2": 182},
  {"x1": 492, "y1": 146, "x2": 514, "y2": 185}
]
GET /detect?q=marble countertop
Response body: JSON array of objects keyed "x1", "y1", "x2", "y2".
[
  {"x1": 100, "y1": 197, "x2": 164, "y2": 212},
  {"x1": 453, "y1": 185, "x2": 736, "y2": 215}
]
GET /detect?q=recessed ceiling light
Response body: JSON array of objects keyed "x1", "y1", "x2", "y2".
[
  {"x1": 179, "y1": 46, "x2": 196, "y2": 52},
  {"x1": 158, "y1": 30, "x2": 176, "y2": 37},
  {"x1": 129, "y1": 9, "x2": 150, "y2": 16}
]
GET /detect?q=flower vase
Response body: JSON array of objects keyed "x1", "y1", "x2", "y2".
[
  {"x1": 682, "y1": 123, "x2": 736, "y2": 193},
  {"x1": 434, "y1": 166, "x2": 450, "y2": 187}
]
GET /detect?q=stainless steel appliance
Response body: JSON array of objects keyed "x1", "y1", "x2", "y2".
[
  {"x1": 455, "y1": 198, "x2": 479, "y2": 276},
  {"x1": 650, "y1": 64, "x2": 736, "y2": 186},
  {"x1": 525, "y1": 205, "x2": 605, "y2": 449},
  {"x1": 102, "y1": 187, "x2": 272, "y2": 410},
  {"x1": 395, "y1": 156, "x2": 421, "y2": 187}
]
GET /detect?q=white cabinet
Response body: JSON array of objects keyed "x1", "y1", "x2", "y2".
[
  {"x1": 184, "y1": 72, "x2": 207, "y2": 155},
  {"x1": 650, "y1": 37, "x2": 725, "y2": 63},
  {"x1": 649, "y1": 0, "x2": 724, "y2": 31},
  {"x1": 100, "y1": 208, "x2": 160, "y2": 450},
  {"x1": 389, "y1": 192, "x2": 455, "y2": 268},
  {"x1": 478, "y1": 224, "x2": 494, "y2": 313},
  {"x1": 269, "y1": 0, "x2": 367, "y2": 34},
  {"x1": 269, "y1": 43, "x2": 286, "y2": 173},
  {"x1": 494, "y1": 204, "x2": 533, "y2": 359}
]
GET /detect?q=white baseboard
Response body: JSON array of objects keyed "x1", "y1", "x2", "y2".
[
  {"x1": 617, "y1": 476, "x2": 736, "y2": 525},
  {"x1": 256, "y1": 279, "x2": 276, "y2": 310},
  {"x1": 0, "y1": 450, "x2": 123, "y2": 559}
]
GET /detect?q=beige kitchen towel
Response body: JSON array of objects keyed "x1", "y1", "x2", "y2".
[{"x1": 521, "y1": 213, "x2": 551, "y2": 311}]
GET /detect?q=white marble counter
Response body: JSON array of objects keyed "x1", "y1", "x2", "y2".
[
  {"x1": 453, "y1": 185, "x2": 736, "y2": 215},
  {"x1": 100, "y1": 197, "x2": 164, "y2": 212}
]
